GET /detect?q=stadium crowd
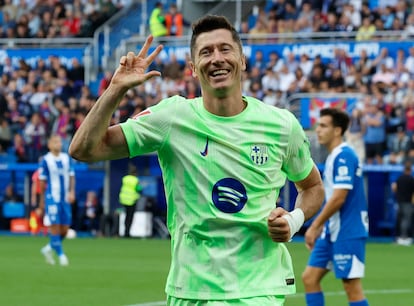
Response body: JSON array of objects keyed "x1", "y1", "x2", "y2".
[
  {"x1": 1, "y1": 0, "x2": 414, "y2": 168},
  {"x1": 0, "y1": 0, "x2": 129, "y2": 38}
]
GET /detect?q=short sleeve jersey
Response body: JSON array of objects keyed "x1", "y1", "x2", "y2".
[
  {"x1": 323, "y1": 143, "x2": 369, "y2": 242},
  {"x1": 120, "y1": 95, "x2": 314, "y2": 300},
  {"x1": 38, "y1": 152, "x2": 75, "y2": 204}
]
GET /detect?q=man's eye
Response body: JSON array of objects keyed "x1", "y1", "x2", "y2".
[{"x1": 200, "y1": 50, "x2": 210, "y2": 56}]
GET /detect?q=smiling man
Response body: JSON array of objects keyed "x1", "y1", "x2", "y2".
[{"x1": 69, "y1": 15, "x2": 324, "y2": 306}]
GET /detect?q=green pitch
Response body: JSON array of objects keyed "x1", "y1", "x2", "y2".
[{"x1": 0, "y1": 236, "x2": 413, "y2": 306}]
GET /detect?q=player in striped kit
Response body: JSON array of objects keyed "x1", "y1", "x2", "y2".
[
  {"x1": 39, "y1": 134, "x2": 75, "y2": 266},
  {"x1": 69, "y1": 15, "x2": 324, "y2": 305},
  {"x1": 302, "y1": 108, "x2": 369, "y2": 306}
]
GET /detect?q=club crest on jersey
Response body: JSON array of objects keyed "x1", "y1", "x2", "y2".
[{"x1": 250, "y1": 144, "x2": 268, "y2": 165}]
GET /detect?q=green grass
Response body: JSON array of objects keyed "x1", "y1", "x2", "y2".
[{"x1": 0, "y1": 236, "x2": 413, "y2": 306}]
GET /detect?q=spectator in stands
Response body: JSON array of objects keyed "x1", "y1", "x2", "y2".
[
  {"x1": 29, "y1": 81, "x2": 51, "y2": 111},
  {"x1": 1, "y1": 11, "x2": 17, "y2": 37},
  {"x1": 373, "y1": 47, "x2": 394, "y2": 72},
  {"x1": 52, "y1": 104, "x2": 73, "y2": 153},
  {"x1": 330, "y1": 48, "x2": 352, "y2": 76},
  {"x1": 248, "y1": 17, "x2": 269, "y2": 44},
  {"x1": 307, "y1": 64, "x2": 328, "y2": 92},
  {"x1": 114, "y1": 92, "x2": 135, "y2": 123},
  {"x1": 267, "y1": 50, "x2": 284, "y2": 73},
  {"x1": 354, "y1": 49, "x2": 374, "y2": 85},
  {"x1": 23, "y1": 112, "x2": 47, "y2": 163},
  {"x1": 337, "y1": 12, "x2": 356, "y2": 33},
  {"x1": 403, "y1": 95, "x2": 414, "y2": 137},
  {"x1": 101, "y1": 0, "x2": 118, "y2": 19},
  {"x1": 290, "y1": 67, "x2": 308, "y2": 94},
  {"x1": 62, "y1": 8, "x2": 81, "y2": 36},
  {"x1": 53, "y1": 66, "x2": 75, "y2": 103},
  {"x1": 149, "y1": 2, "x2": 167, "y2": 39},
  {"x1": 318, "y1": 12, "x2": 339, "y2": 32},
  {"x1": 284, "y1": 52, "x2": 300, "y2": 74},
  {"x1": 119, "y1": 164, "x2": 142, "y2": 238},
  {"x1": 67, "y1": 57, "x2": 85, "y2": 90},
  {"x1": 404, "y1": 46, "x2": 414, "y2": 76},
  {"x1": 266, "y1": 15, "x2": 278, "y2": 41},
  {"x1": 384, "y1": 125, "x2": 410, "y2": 164},
  {"x1": 80, "y1": 190, "x2": 102, "y2": 235},
  {"x1": 356, "y1": 16, "x2": 376, "y2": 41},
  {"x1": 363, "y1": 100, "x2": 387, "y2": 164},
  {"x1": 299, "y1": 53, "x2": 313, "y2": 77},
  {"x1": 270, "y1": 0, "x2": 287, "y2": 20},
  {"x1": 261, "y1": 66, "x2": 279, "y2": 93},
  {"x1": 402, "y1": 12, "x2": 414, "y2": 38},
  {"x1": 327, "y1": 68, "x2": 345, "y2": 92},
  {"x1": 381, "y1": 5, "x2": 396, "y2": 30},
  {"x1": 162, "y1": 53, "x2": 184, "y2": 81},
  {"x1": 0, "y1": 116, "x2": 12, "y2": 153},
  {"x1": 39, "y1": 10, "x2": 53, "y2": 35},
  {"x1": 278, "y1": 63, "x2": 296, "y2": 93},
  {"x1": 98, "y1": 70, "x2": 113, "y2": 96},
  {"x1": 344, "y1": 64, "x2": 360, "y2": 91},
  {"x1": 164, "y1": 3, "x2": 188, "y2": 36},
  {"x1": 343, "y1": 3, "x2": 361, "y2": 28},
  {"x1": 283, "y1": 2, "x2": 298, "y2": 32},
  {"x1": 346, "y1": 106, "x2": 366, "y2": 163},
  {"x1": 296, "y1": 1, "x2": 314, "y2": 31},
  {"x1": 248, "y1": 79, "x2": 264, "y2": 100},
  {"x1": 0, "y1": 182, "x2": 24, "y2": 229},
  {"x1": 2, "y1": 0, "x2": 18, "y2": 20},
  {"x1": 391, "y1": 161, "x2": 414, "y2": 246},
  {"x1": 372, "y1": 63, "x2": 395, "y2": 86},
  {"x1": 10, "y1": 129, "x2": 26, "y2": 158},
  {"x1": 250, "y1": 49, "x2": 267, "y2": 73}
]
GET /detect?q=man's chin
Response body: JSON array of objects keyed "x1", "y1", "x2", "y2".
[{"x1": 214, "y1": 87, "x2": 230, "y2": 98}]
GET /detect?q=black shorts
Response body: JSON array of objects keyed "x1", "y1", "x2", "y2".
[{"x1": 365, "y1": 142, "x2": 385, "y2": 158}]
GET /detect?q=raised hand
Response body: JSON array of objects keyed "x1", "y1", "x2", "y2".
[{"x1": 112, "y1": 35, "x2": 163, "y2": 90}]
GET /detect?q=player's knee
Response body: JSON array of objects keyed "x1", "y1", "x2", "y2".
[
  {"x1": 301, "y1": 269, "x2": 314, "y2": 287},
  {"x1": 342, "y1": 278, "x2": 365, "y2": 300}
]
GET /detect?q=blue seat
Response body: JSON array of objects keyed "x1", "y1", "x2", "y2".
[{"x1": 2, "y1": 202, "x2": 25, "y2": 218}]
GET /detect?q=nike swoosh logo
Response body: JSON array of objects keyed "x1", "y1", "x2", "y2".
[{"x1": 200, "y1": 137, "x2": 209, "y2": 156}]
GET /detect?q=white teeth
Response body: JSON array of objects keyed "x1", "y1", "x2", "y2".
[{"x1": 212, "y1": 70, "x2": 228, "y2": 76}]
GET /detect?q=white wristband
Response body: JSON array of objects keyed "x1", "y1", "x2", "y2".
[{"x1": 282, "y1": 208, "x2": 305, "y2": 239}]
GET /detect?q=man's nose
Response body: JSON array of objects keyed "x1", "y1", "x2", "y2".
[{"x1": 212, "y1": 49, "x2": 224, "y2": 63}]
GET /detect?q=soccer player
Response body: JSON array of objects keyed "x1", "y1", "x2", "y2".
[
  {"x1": 302, "y1": 108, "x2": 369, "y2": 306},
  {"x1": 69, "y1": 15, "x2": 324, "y2": 305},
  {"x1": 39, "y1": 134, "x2": 76, "y2": 266}
]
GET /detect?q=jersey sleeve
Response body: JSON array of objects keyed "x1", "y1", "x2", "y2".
[
  {"x1": 282, "y1": 110, "x2": 314, "y2": 182},
  {"x1": 332, "y1": 150, "x2": 355, "y2": 190},
  {"x1": 120, "y1": 96, "x2": 181, "y2": 157},
  {"x1": 38, "y1": 157, "x2": 48, "y2": 181}
]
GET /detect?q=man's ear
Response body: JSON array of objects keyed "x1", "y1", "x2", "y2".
[
  {"x1": 189, "y1": 61, "x2": 198, "y2": 79},
  {"x1": 241, "y1": 54, "x2": 247, "y2": 71}
]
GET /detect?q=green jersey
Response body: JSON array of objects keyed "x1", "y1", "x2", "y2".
[{"x1": 120, "y1": 95, "x2": 314, "y2": 300}]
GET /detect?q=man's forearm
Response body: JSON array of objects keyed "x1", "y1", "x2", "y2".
[
  {"x1": 295, "y1": 182, "x2": 325, "y2": 221},
  {"x1": 69, "y1": 84, "x2": 127, "y2": 161}
]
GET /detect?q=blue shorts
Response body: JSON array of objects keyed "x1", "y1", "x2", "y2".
[
  {"x1": 307, "y1": 237, "x2": 367, "y2": 279},
  {"x1": 45, "y1": 195, "x2": 72, "y2": 226}
]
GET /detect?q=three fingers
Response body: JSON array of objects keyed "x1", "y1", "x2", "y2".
[{"x1": 120, "y1": 35, "x2": 163, "y2": 68}]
